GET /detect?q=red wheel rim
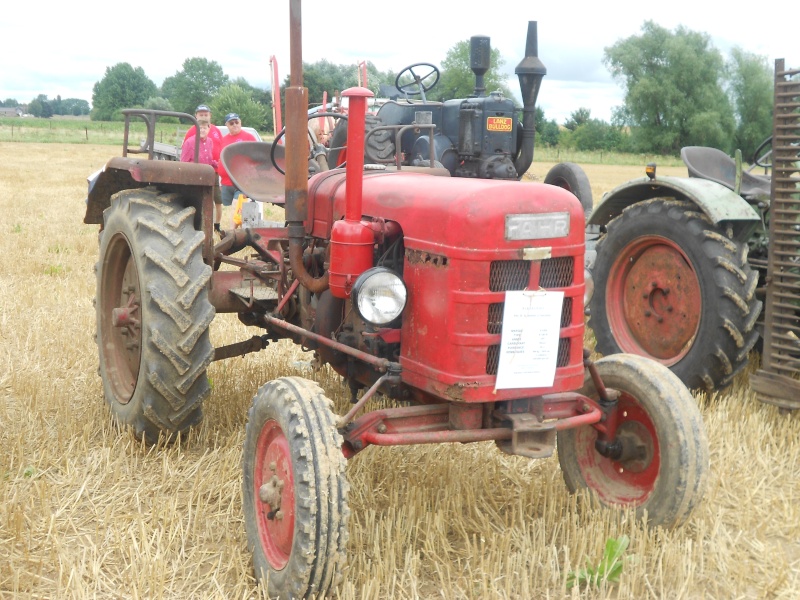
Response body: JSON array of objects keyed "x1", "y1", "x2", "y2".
[
  {"x1": 254, "y1": 419, "x2": 296, "y2": 569},
  {"x1": 572, "y1": 392, "x2": 660, "y2": 505},
  {"x1": 100, "y1": 233, "x2": 142, "y2": 404},
  {"x1": 607, "y1": 236, "x2": 701, "y2": 364}
]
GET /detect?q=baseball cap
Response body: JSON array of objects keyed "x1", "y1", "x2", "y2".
[
  {"x1": 225, "y1": 113, "x2": 240, "y2": 123},
  {"x1": 195, "y1": 104, "x2": 211, "y2": 112}
]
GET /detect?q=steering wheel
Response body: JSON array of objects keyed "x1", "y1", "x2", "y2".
[
  {"x1": 752, "y1": 135, "x2": 773, "y2": 169},
  {"x1": 270, "y1": 112, "x2": 348, "y2": 175},
  {"x1": 395, "y1": 63, "x2": 440, "y2": 101}
]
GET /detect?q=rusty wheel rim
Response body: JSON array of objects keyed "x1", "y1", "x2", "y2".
[
  {"x1": 254, "y1": 419, "x2": 296, "y2": 570},
  {"x1": 607, "y1": 236, "x2": 701, "y2": 364},
  {"x1": 100, "y1": 233, "x2": 142, "y2": 404},
  {"x1": 572, "y1": 392, "x2": 660, "y2": 505}
]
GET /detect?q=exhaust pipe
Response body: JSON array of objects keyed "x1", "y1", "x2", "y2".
[
  {"x1": 514, "y1": 21, "x2": 546, "y2": 179},
  {"x1": 286, "y1": 0, "x2": 328, "y2": 293}
]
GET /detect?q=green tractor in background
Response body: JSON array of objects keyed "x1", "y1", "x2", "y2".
[{"x1": 586, "y1": 60, "x2": 800, "y2": 406}]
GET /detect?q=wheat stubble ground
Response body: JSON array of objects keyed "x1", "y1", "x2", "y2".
[{"x1": 0, "y1": 143, "x2": 798, "y2": 599}]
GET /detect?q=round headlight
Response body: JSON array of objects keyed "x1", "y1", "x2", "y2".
[{"x1": 352, "y1": 267, "x2": 407, "y2": 326}]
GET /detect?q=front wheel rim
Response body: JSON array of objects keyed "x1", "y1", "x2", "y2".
[
  {"x1": 254, "y1": 419, "x2": 296, "y2": 570},
  {"x1": 607, "y1": 236, "x2": 701, "y2": 364},
  {"x1": 573, "y1": 393, "x2": 660, "y2": 505}
]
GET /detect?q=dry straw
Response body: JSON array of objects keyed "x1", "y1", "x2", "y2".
[{"x1": 0, "y1": 143, "x2": 798, "y2": 598}]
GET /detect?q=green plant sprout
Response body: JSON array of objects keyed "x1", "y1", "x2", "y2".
[{"x1": 567, "y1": 535, "x2": 630, "y2": 589}]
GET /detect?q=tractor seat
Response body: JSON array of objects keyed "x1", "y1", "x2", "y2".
[{"x1": 680, "y1": 146, "x2": 771, "y2": 199}]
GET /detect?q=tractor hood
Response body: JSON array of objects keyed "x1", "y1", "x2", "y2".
[{"x1": 307, "y1": 169, "x2": 586, "y2": 255}]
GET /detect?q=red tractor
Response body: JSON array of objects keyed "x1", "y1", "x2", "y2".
[{"x1": 84, "y1": 3, "x2": 709, "y2": 597}]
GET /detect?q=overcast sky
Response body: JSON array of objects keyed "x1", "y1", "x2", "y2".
[{"x1": 1, "y1": 0, "x2": 796, "y2": 124}]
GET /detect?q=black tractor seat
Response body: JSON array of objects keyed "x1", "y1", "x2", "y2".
[{"x1": 680, "y1": 146, "x2": 771, "y2": 200}]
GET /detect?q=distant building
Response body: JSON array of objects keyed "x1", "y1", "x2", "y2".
[{"x1": 0, "y1": 107, "x2": 23, "y2": 117}]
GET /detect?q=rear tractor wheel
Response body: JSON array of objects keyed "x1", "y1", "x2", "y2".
[
  {"x1": 589, "y1": 198, "x2": 761, "y2": 391},
  {"x1": 242, "y1": 377, "x2": 349, "y2": 599},
  {"x1": 558, "y1": 354, "x2": 709, "y2": 528},
  {"x1": 95, "y1": 188, "x2": 214, "y2": 444}
]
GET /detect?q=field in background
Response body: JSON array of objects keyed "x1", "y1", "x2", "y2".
[
  {"x1": 0, "y1": 118, "x2": 690, "y2": 170},
  {"x1": 0, "y1": 143, "x2": 798, "y2": 598}
]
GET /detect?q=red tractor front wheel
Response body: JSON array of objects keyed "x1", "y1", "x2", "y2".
[
  {"x1": 558, "y1": 354, "x2": 709, "y2": 528},
  {"x1": 242, "y1": 377, "x2": 349, "y2": 599}
]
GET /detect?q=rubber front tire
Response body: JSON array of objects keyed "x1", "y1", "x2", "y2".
[
  {"x1": 589, "y1": 198, "x2": 761, "y2": 392},
  {"x1": 558, "y1": 354, "x2": 709, "y2": 528},
  {"x1": 242, "y1": 377, "x2": 349, "y2": 599},
  {"x1": 96, "y1": 188, "x2": 214, "y2": 444},
  {"x1": 544, "y1": 162, "x2": 594, "y2": 219}
]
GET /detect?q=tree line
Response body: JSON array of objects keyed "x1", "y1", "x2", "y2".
[
  {"x1": 15, "y1": 20, "x2": 778, "y2": 159},
  {"x1": 87, "y1": 57, "x2": 400, "y2": 136},
  {"x1": 2, "y1": 95, "x2": 90, "y2": 117}
]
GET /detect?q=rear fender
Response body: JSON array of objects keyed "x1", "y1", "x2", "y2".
[
  {"x1": 84, "y1": 156, "x2": 217, "y2": 263},
  {"x1": 588, "y1": 176, "x2": 760, "y2": 239}
]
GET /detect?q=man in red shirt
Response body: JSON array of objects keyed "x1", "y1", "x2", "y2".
[
  {"x1": 183, "y1": 104, "x2": 224, "y2": 234},
  {"x1": 219, "y1": 113, "x2": 257, "y2": 207},
  {"x1": 184, "y1": 104, "x2": 223, "y2": 147}
]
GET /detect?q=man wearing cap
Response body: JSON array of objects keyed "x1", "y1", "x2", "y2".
[
  {"x1": 183, "y1": 104, "x2": 223, "y2": 146},
  {"x1": 183, "y1": 104, "x2": 225, "y2": 234},
  {"x1": 219, "y1": 113, "x2": 257, "y2": 208}
]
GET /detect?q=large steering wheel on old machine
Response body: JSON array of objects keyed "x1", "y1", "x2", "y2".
[{"x1": 395, "y1": 63, "x2": 440, "y2": 102}]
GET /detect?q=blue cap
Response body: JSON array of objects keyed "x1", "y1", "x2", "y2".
[
  {"x1": 224, "y1": 112, "x2": 240, "y2": 123},
  {"x1": 195, "y1": 104, "x2": 211, "y2": 112}
]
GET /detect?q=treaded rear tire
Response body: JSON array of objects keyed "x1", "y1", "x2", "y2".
[
  {"x1": 242, "y1": 377, "x2": 349, "y2": 599},
  {"x1": 95, "y1": 187, "x2": 214, "y2": 444},
  {"x1": 589, "y1": 198, "x2": 761, "y2": 391},
  {"x1": 544, "y1": 162, "x2": 594, "y2": 219},
  {"x1": 328, "y1": 114, "x2": 395, "y2": 167}
]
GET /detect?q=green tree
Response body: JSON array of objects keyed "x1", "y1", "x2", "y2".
[
  {"x1": 287, "y1": 60, "x2": 357, "y2": 107},
  {"x1": 143, "y1": 96, "x2": 178, "y2": 123},
  {"x1": 727, "y1": 48, "x2": 773, "y2": 161},
  {"x1": 604, "y1": 21, "x2": 734, "y2": 154},
  {"x1": 28, "y1": 98, "x2": 43, "y2": 117},
  {"x1": 431, "y1": 40, "x2": 512, "y2": 101},
  {"x1": 2, "y1": 98, "x2": 19, "y2": 107},
  {"x1": 161, "y1": 58, "x2": 229, "y2": 115},
  {"x1": 91, "y1": 63, "x2": 157, "y2": 121},
  {"x1": 561, "y1": 119, "x2": 625, "y2": 151},
  {"x1": 61, "y1": 98, "x2": 90, "y2": 116},
  {"x1": 564, "y1": 107, "x2": 591, "y2": 131},
  {"x1": 231, "y1": 77, "x2": 273, "y2": 132},
  {"x1": 534, "y1": 106, "x2": 560, "y2": 147},
  {"x1": 51, "y1": 94, "x2": 63, "y2": 115},
  {"x1": 32, "y1": 94, "x2": 53, "y2": 118},
  {"x1": 210, "y1": 84, "x2": 267, "y2": 131}
]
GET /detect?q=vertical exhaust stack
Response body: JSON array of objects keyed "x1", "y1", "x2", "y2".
[
  {"x1": 514, "y1": 21, "x2": 547, "y2": 179},
  {"x1": 286, "y1": 0, "x2": 328, "y2": 292},
  {"x1": 470, "y1": 35, "x2": 491, "y2": 97}
]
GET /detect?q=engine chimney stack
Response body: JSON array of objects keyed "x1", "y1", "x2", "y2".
[
  {"x1": 470, "y1": 35, "x2": 491, "y2": 97},
  {"x1": 513, "y1": 21, "x2": 547, "y2": 178}
]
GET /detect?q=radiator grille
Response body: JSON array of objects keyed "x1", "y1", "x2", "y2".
[
  {"x1": 489, "y1": 260, "x2": 529, "y2": 292},
  {"x1": 540, "y1": 256, "x2": 574, "y2": 288},
  {"x1": 486, "y1": 257, "x2": 576, "y2": 376}
]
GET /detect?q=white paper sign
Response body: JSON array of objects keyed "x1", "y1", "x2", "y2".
[{"x1": 495, "y1": 290, "x2": 564, "y2": 390}]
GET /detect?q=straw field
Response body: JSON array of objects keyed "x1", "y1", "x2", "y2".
[{"x1": 0, "y1": 143, "x2": 798, "y2": 599}]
